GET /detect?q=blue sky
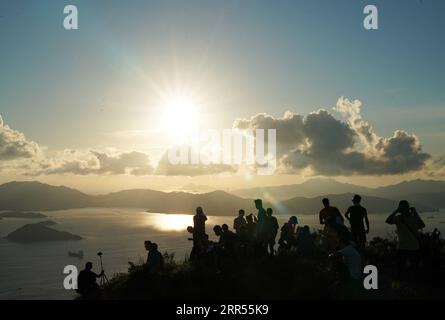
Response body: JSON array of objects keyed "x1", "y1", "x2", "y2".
[{"x1": 0, "y1": 0, "x2": 444, "y2": 190}]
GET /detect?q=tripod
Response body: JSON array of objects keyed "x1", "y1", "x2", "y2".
[{"x1": 97, "y1": 253, "x2": 109, "y2": 287}]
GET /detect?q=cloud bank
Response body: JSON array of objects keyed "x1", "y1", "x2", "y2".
[{"x1": 31, "y1": 150, "x2": 154, "y2": 176}]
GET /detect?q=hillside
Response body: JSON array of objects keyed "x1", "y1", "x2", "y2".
[
  {"x1": 232, "y1": 178, "x2": 373, "y2": 200},
  {"x1": 0, "y1": 181, "x2": 92, "y2": 210}
]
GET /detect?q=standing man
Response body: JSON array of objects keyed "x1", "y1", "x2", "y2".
[
  {"x1": 345, "y1": 195, "x2": 369, "y2": 251},
  {"x1": 233, "y1": 209, "x2": 247, "y2": 234},
  {"x1": 319, "y1": 198, "x2": 345, "y2": 251},
  {"x1": 193, "y1": 206, "x2": 207, "y2": 242},
  {"x1": 386, "y1": 200, "x2": 425, "y2": 283},
  {"x1": 264, "y1": 208, "x2": 279, "y2": 255},
  {"x1": 254, "y1": 199, "x2": 267, "y2": 251},
  {"x1": 319, "y1": 198, "x2": 344, "y2": 228},
  {"x1": 77, "y1": 262, "x2": 104, "y2": 299}
]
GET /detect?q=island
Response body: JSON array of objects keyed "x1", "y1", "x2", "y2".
[
  {"x1": 0, "y1": 211, "x2": 47, "y2": 219},
  {"x1": 5, "y1": 222, "x2": 82, "y2": 243}
]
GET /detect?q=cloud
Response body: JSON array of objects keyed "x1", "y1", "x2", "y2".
[
  {"x1": 32, "y1": 150, "x2": 154, "y2": 176},
  {"x1": 234, "y1": 97, "x2": 431, "y2": 176},
  {"x1": 0, "y1": 115, "x2": 40, "y2": 160},
  {"x1": 233, "y1": 112, "x2": 305, "y2": 156},
  {"x1": 155, "y1": 147, "x2": 236, "y2": 176},
  {"x1": 426, "y1": 156, "x2": 445, "y2": 177}
]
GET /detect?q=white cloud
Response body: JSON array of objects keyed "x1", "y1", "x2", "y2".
[
  {"x1": 30, "y1": 150, "x2": 154, "y2": 176},
  {"x1": 0, "y1": 115, "x2": 40, "y2": 160}
]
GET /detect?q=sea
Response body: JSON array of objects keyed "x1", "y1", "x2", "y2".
[{"x1": 0, "y1": 208, "x2": 444, "y2": 300}]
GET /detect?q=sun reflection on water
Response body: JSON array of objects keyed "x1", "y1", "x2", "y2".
[{"x1": 142, "y1": 213, "x2": 193, "y2": 232}]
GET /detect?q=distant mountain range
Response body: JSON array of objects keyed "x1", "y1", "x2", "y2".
[
  {"x1": 232, "y1": 178, "x2": 445, "y2": 208},
  {"x1": 0, "y1": 180, "x2": 441, "y2": 215}
]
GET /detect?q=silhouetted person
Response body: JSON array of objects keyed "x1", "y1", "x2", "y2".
[
  {"x1": 264, "y1": 208, "x2": 279, "y2": 255},
  {"x1": 255, "y1": 199, "x2": 266, "y2": 231},
  {"x1": 319, "y1": 198, "x2": 344, "y2": 228},
  {"x1": 193, "y1": 206, "x2": 207, "y2": 243},
  {"x1": 386, "y1": 200, "x2": 425, "y2": 283},
  {"x1": 255, "y1": 199, "x2": 267, "y2": 251},
  {"x1": 278, "y1": 216, "x2": 298, "y2": 250},
  {"x1": 296, "y1": 225, "x2": 315, "y2": 255},
  {"x1": 329, "y1": 236, "x2": 363, "y2": 298},
  {"x1": 144, "y1": 240, "x2": 153, "y2": 263},
  {"x1": 233, "y1": 209, "x2": 247, "y2": 234},
  {"x1": 345, "y1": 195, "x2": 369, "y2": 251},
  {"x1": 146, "y1": 242, "x2": 164, "y2": 273},
  {"x1": 187, "y1": 226, "x2": 200, "y2": 260},
  {"x1": 214, "y1": 225, "x2": 237, "y2": 254},
  {"x1": 77, "y1": 262, "x2": 103, "y2": 299},
  {"x1": 320, "y1": 198, "x2": 344, "y2": 251},
  {"x1": 246, "y1": 214, "x2": 257, "y2": 239}
]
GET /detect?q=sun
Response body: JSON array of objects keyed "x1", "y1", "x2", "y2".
[{"x1": 159, "y1": 93, "x2": 201, "y2": 141}]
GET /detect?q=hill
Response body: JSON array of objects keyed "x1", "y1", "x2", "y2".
[
  {"x1": 0, "y1": 181, "x2": 92, "y2": 210},
  {"x1": 372, "y1": 179, "x2": 445, "y2": 199},
  {"x1": 232, "y1": 178, "x2": 373, "y2": 200},
  {"x1": 5, "y1": 221, "x2": 82, "y2": 243}
]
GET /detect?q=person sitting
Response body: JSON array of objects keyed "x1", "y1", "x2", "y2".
[
  {"x1": 233, "y1": 209, "x2": 247, "y2": 234},
  {"x1": 146, "y1": 242, "x2": 164, "y2": 274},
  {"x1": 296, "y1": 225, "x2": 315, "y2": 255},
  {"x1": 329, "y1": 236, "x2": 363, "y2": 298},
  {"x1": 77, "y1": 262, "x2": 104, "y2": 299},
  {"x1": 214, "y1": 225, "x2": 237, "y2": 255}
]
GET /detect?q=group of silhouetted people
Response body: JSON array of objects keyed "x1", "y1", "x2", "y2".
[
  {"x1": 187, "y1": 199, "x2": 312, "y2": 260},
  {"x1": 77, "y1": 193, "x2": 442, "y2": 299}
]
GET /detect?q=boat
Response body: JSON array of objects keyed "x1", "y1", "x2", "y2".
[{"x1": 68, "y1": 250, "x2": 84, "y2": 259}]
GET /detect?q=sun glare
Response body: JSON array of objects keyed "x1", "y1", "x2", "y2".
[
  {"x1": 143, "y1": 213, "x2": 191, "y2": 232},
  {"x1": 160, "y1": 93, "x2": 201, "y2": 141}
]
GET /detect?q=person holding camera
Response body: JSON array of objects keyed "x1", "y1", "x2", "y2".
[
  {"x1": 386, "y1": 200, "x2": 425, "y2": 283},
  {"x1": 77, "y1": 261, "x2": 104, "y2": 299}
]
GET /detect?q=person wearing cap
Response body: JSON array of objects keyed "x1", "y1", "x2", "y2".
[{"x1": 345, "y1": 194, "x2": 369, "y2": 251}]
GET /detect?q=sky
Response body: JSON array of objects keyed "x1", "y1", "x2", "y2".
[{"x1": 0, "y1": 0, "x2": 444, "y2": 193}]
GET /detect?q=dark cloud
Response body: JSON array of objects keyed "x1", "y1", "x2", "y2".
[
  {"x1": 0, "y1": 115, "x2": 40, "y2": 160},
  {"x1": 234, "y1": 98, "x2": 431, "y2": 176},
  {"x1": 233, "y1": 112, "x2": 304, "y2": 156}
]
